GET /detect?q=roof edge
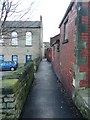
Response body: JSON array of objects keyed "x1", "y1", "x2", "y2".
[
  {"x1": 50, "y1": 33, "x2": 60, "y2": 40},
  {"x1": 59, "y1": 1, "x2": 74, "y2": 28}
]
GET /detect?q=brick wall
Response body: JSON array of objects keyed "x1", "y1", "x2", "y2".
[
  {"x1": 76, "y1": 1, "x2": 89, "y2": 88},
  {"x1": 50, "y1": 1, "x2": 90, "y2": 97},
  {"x1": 53, "y1": 44, "x2": 60, "y2": 79},
  {"x1": 88, "y1": 1, "x2": 90, "y2": 87},
  {"x1": 50, "y1": 34, "x2": 60, "y2": 79},
  {"x1": 59, "y1": 2, "x2": 77, "y2": 94},
  {"x1": 46, "y1": 48, "x2": 52, "y2": 62},
  {"x1": 49, "y1": 1, "x2": 90, "y2": 118}
]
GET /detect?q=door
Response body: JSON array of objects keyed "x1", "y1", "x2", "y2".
[
  {"x1": 26, "y1": 55, "x2": 32, "y2": 63},
  {"x1": 0, "y1": 55, "x2": 4, "y2": 63},
  {"x1": 12, "y1": 55, "x2": 18, "y2": 63}
]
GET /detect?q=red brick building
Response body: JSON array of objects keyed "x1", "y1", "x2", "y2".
[
  {"x1": 46, "y1": 48, "x2": 52, "y2": 62},
  {"x1": 50, "y1": 0, "x2": 90, "y2": 96},
  {"x1": 50, "y1": 34, "x2": 60, "y2": 79}
]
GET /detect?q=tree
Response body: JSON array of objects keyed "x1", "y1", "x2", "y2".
[
  {"x1": 0, "y1": 0, "x2": 11, "y2": 43},
  {"x1": 0, "y1": 0, "x2": 12, "y2": 25},
  {"x1": 0, "y1": 0, "x2": 35, "y2": 43}
]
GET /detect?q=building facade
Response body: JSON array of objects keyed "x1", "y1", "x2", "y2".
[
  {"x1": 43, "y1": 42, "x2": 50, "y2": 58},
  {"x1": 50, "y1": 34, "x2": 60, "y2": 78},
  {"x1": 0, "y1": 19, "x2": 43, "y2": 65},
  {"x1": 50, "y1": 0, "x2": 90, "y2": 96}
]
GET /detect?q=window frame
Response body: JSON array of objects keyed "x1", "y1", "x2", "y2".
[
  {"x1": 56, "y1": 39, "x2": 60, "y2": 52},
  {"x1": 11, "y1": 32, "x2": 18, "y2": 46},
  {"x1": 26, "y1": 55, "x2": 32, "y2": 63},
  {"x1": 25, "y1": 32, "x2": 32, "y2": 46},
  {"x1": 62, "y1": 19, "x2": 69, "y2": 44},
  {"x1": 12, "y1": 55, "x2": 18, "y2": 63}
]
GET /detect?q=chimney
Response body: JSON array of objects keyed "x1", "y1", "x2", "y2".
[{"x1": 40, "y1": 15, "x2": 42, "y2": 22}]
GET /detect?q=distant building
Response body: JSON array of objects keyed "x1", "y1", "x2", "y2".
[
  {"x1": 50, "y1": 34, "x2": 60, "y2": 76},
  {"x1": 0, "y1": 17, "x2": 43, "y2": 65},
  {"x1": 43, "y1": 42, "x2": 50, "y2": 58}
]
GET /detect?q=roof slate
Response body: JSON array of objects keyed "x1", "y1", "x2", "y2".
[
  {"x1": 4, "y1": 21, "x2": 42, "y2": 28},
  {"x1": 50, "y1": 34, "x2": 60, "y2": 46}
]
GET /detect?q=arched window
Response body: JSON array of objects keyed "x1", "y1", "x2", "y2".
[
  {"x1": 26, "y1": 32, "x2": 32, "y2": 46},
  {"x1": 12, "y1": 32, "x2": 18, "y2": 45},
  {"x1": 0, "y1": 35, "x2": 4, "y2": 46}
]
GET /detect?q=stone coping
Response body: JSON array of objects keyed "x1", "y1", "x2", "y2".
[
  {"x1": 74, "y1": 88, "x2": 90, "y2": 120},
  {"x1": 2, "y1": 79, "x2": 19, "y2": 94},
  {"x1": 78, "y1": 88, "x2": 90, "y2": 109}
]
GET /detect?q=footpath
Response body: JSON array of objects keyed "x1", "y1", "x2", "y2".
[{"x1": 20, "y1": 59, "x2": 85, "y2": 119}]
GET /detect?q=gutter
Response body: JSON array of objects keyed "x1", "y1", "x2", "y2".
[{"x1": 59, "y1": 2, "x2": 74, "y2": 28}]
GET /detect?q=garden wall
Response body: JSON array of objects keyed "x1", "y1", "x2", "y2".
[{"x1": 0, "y1": 62, "x2": 35, "y2": 119}]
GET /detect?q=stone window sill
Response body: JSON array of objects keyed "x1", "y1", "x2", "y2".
[{"x1": 62, "y1": 39, "x2": 69, "y2": 44}]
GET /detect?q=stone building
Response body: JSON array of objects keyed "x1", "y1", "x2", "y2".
[
  {"x1": 0, "y1": 18, "x2": 43, "y2": 65},
  {"x1": 43, "y1": 42, "x2": 50, "y2": 58}
]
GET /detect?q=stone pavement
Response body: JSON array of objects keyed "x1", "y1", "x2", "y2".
[{"x1": 20, "y1": 59, "x2": 85, "y2": 119}]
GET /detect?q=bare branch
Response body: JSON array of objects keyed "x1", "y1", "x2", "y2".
[
  {"x1": 0, "y1": 1, "x2": 5, "y2": 21},
  {"x1": 0, "y1": 0, "x2": 39, "y2": 41},
  {"x1": 1, "y1": 1, "x2": 12, "y2": 26}
]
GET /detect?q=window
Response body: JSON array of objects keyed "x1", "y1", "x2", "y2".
[
  {"x1": 26, "y1": 32, "x2": 32, "y2": 46},
  {"x1": 62, "y1": 19, "x2": 68, "y2": 44},
  {"x1": 0, "y1": 55, "x2": 4, "y2": 62},
  {"x1": 12, "y1": 32, "x2": 18, "y2": 46},
  {"x1": 56, "y1": 40, "x2": 60, "y2": 52},
  {"x1": 64, "y1": 20, "x2": 68, "y2": 41},
  {"x1": 26, "y1": 55, "x2": 32, "y2": 63},
  {"x1": 12, "y1": 55, "x2": 18, "y2": 63}
]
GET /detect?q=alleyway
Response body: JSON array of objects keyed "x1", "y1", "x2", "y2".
[{"x1": 20, "y1": 59, "x2": 84, "y2": 118}]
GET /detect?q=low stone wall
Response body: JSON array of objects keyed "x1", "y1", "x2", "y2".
[
  {"x1": 73, "y1": 88, "x2": 90, "y2": 120},
  {"x1": 0, "y1": 62, "x2": 34, "y2": 119},
  {"x1": 34, "y1": 57, "x2": 42, "y2": 71}
]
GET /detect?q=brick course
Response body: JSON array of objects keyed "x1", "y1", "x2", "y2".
[
  {"x1": 50, "y1": 0, "x2": 90, "y2": 96},
  {"x1": 59, "y1": 2, "x2": 77, "y2": 94}
]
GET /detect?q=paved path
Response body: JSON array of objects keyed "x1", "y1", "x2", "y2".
[{"x1": 20, "y1": 59, "x2": 84, "y2": 118}]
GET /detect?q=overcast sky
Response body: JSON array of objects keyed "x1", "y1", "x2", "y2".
[
  {"x1": 38, "y1": 0, "x2": 71, "y2": 42},
  {"x1": 28, "y1": 0, "x2": 71, "y2": 42},
  {"x1": 1, "y1": 0, "x2": 71, "y2": 42}
]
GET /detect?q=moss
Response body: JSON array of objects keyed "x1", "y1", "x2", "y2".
[
  {"x1": 75, "y1": 95, "x2": 90, "y2": 119},
  {"x1": 76, "y1": 88, "x2": 90, "y2": 95},
  {"x1": 2, "y1": 79, "x2": 19, "y2": 94},
  {"x1": 2, "y1": 79, "x2": 18, "y2": 85},
  {"x1": 74, "y1": 88, "x2": 90, "y2": 120},
  {"x1": 2, "y1": 61, "x2": 35, "y2": 118},
  {"x1": 34, "y1": 57, "x2": 41, "y2": 71},
  {"x1": 2, "y1": 66, "x2": 24, "y2": 80}
]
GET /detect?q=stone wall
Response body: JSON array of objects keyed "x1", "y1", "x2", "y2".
[
  {"x1": 0, "y1": 24, "x2": 43, "y2": 64},
  {"x1": 73, "y1": 88, "x2": 90, "y2": 120},
  {"x1": 0, "y1": 62, "x2": 35, "y2": 119}
]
